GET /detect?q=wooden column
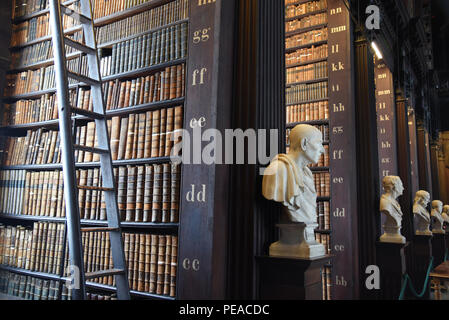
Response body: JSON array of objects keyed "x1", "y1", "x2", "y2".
[
  {"x1": 327, "y1": 0, "x2": 359, "y2": 300},
  {"x1": 430, "y1": 144, "x2": 441, "y2": 200},
  {"x1": 353, "y1": 34, "x2": 380, "y2": 300},
  {"x1": 227, "y1": 0, "x2": 285, "y2": 299},
  {"x1": 411, "y1": 235, "x2": 432, "y2": 300},
  {"x1": 417, "y1": 125, "x2": 432, "y2": 194},
  {"x1": 177, "y1": 0, "x2": 235, "y2": 300}
]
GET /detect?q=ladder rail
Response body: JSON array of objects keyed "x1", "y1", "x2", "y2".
[
  {"x1": 49, "y1": 0, "x2": 131, "y2": 300},
  {"x1": 78, "y1": 0, "x2": 131, "y2": 300},
  {"x1": 48, "y1": 0, "x2": 86, "y2": 300}
]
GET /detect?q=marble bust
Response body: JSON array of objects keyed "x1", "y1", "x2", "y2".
[
  {"x1": 379, "y1": 176, "x2": 406, "y2": 244},
  {"x1": 262, "y1": 124, "x2": 326, "y2": 259},
  {"x1": 413, "y1": 190, "x2": 432, "y2": 236},
  {"x1": 442, "y1": 205, "x2": 449, "y2": 225},
  {"x1": 431, "y1": 200, "x2": 445, "y2": 234}
]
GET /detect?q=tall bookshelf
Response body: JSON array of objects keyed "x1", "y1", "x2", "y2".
[
  {"x1": 284, "y1": 0, "x2": 357, "y2": 299},
  {"x1": 0, "y1": 0, "x2": 190, "y2": 300}
]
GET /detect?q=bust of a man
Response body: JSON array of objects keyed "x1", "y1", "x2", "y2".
[
  {"x1": 263, "y1": 124, "x2": 325, "y2": 223},
  {"x1": 442, "y1": 205, "x2": 449, "y2": 224},
  {"x1": 431, "y1": 200, "x2": 445, "y2": 234},
  {"x1": 379, "y1": 176, "x2": 406, "y2": 243},
  {"x1": 262, "y1": 124, "x2": 325, "y2": 259},
  {"x1": 414, "y1": 190, "x2": 431, "y2": 236}
]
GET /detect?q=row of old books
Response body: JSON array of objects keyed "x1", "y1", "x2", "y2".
[
  {"x1": 1, "y1": 106, "x2": 183, "y2": 166},
  {"x1": 6, "y1": 55, "x2": 185, "y2": 99},
  {"x1": 317, "y1": 201, "x2": 330, "y2": 230},
  {"x1": 285, "y1": 0, "x2": 327, "y2": 18},
  {"x1": 321, "y1": 266, "x2": 332, "y2": 300},
  {"x1": 286, "y1": 101, "x2": 329, "y2": 123},
  {"x1": 11, "y1": 0, "x2": 188, "y2": 47},
  {"x1": 0, "y1": 223, "x2": 65, "y2": 275},
  {"x1": 0, "y1": 271, "x2": 76, "y2": 300},
  {"x1": 314, "y1": 172, "x2": 330, "y2": 198},
  {"x1": 286, "y1": 124, "x2": 329, "y2": 143},
  {"x1": 0, "y1": 163, "x2": 181, "y2": 223},
  {"x1": 12, "y1": 0, "x2": 49, "y2": 19},
  {"x1": 286, "y1": 12, "x2": 327, "y2": 33},
  {"x1": 10, "y1": 32, "x2": 82, "y2": 69},
  {"x1": 315, "y1": 233, "x2": 330, "y2": 254},
  {"x1": 286, "y1": 44, "x2": 328, "y2": 67},
  {"x1": 116, "y1": 164, "x2": 181, "y2": 223},
  {"x1": 0, "y1": 170, "x2": 65, "y2": 218},
  {"x1": 9, "y1": 22, "x2": 187, "y2": 78},
  {"x1": 286, "y1": 27, "x2": 328, "y2": 50},
  {"x1": 96, "y1": 0, "x2": 188, "y2": 45},
  {"x1": 10, "y1": 14, "x2": 78, "y2": 47},
  {"x1": 3, "y1": 65, "x2": 185, "y2": 125},
  {"x1": 286, "y1": 61, "x2": 328, "y2": 84},
  {"x1": 286, "y1": 81, "x2": 328, "y2": 105},
  {"x1": 61, "y1": 232, "x2": 178, "y2": 297},
  {"x1": 109, "y1": 23, "x2": 188, "y2": 75}
]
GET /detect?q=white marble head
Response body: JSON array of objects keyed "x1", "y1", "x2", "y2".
[
  {"x1": 289, "y1": 124, "x2": 325, "y2": 165},
  {"x1": 414, "y1": 190, "x2": 431, "y2": 207},
  {"x1": 432, "y1": 200, "x2": 443, "y2": 213},
  {"x1": 382, "y1": 176, "x2": 404, "y2": 199},
  {"x1": 443, "y1": 205, "x2": 449, "y2": 215}
]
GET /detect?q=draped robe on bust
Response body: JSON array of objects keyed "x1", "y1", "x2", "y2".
[
  {"x1": 380, "y1": 194, "x2": 403, "y2": 226},
  {"x1": 262, "y1": 154, "x2": 317, "y2": 223}
]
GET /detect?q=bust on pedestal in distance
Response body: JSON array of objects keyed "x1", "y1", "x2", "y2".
[
  {"x1": 262, "y1": 124, "x2": 326, "y2": 259},
  {"x1": 431, "y1": 200, "x2": 445, "y2": 234},
  {"x1": 442, "y1": 205, "x2": 449, "y2": 225},
  {"x1": 379, "y1": 176, "x2": 406, "y2": 244},
  {"x1": 414, "y1": 190, "x2": 432, "y2": 236}
]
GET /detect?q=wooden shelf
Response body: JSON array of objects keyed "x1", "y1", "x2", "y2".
[
  {"x1": 285, "y1": 9, "x2": 327, "y2": 23},
  {"x1": 286, "y1": 23, "x2": 328, "y2": 38},
  {"x1": 286, "y1": 97, "x2": 328, "y2": 107},
  {"x1": 285, "y1": 40, "x2": 328, "y2": 54},
  {"x1": 286, "y1": 57, "x2": 327, "y2": 69},
  {"x1": 0, "y1": 156, "x2": 178, "y2": 171},
  {"x1": 0, "y1": 97, "x2": 185, "y2": 132},
  {"x1": 8, "y1": 51, "x2": 82, "y2": 74},
  {"x1": 85, "y1": 281, "x2": 176, "y2": 300},
  {"x1": 309, "y1": 166, "x2": 330, "y2": 172},
  {"x1": 0, "y1": 214, "x2": 179, "y2": 230},
  {"x1": 9, "y1": 26, "x2": 81, "y2": 51},
  {"x1": 286, "y1": 119, "x2": 329, "y2": 127},
  {"x1": 315, "y1": 229, "x2": 331, "y2": 234},
  {"x1": 0, "y1": 265, "x2": 174, "y2": 300},
  {"x1": 0, "y1": 292, "x2": 25, "y2": 300},
  {"x1": 286, "y1": 77, "x2": 328, "y2": 88},
  {"x1": 0, "y1": 265, "x2": 61, "y2": 282},
  {"x1": 317, "y1": 196, "x2": 331, "y2": 202}
]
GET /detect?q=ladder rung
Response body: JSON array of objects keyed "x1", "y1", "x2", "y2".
[
  {"x1": 78, "y1": 185, "x2": 114, "y2": 192},
  {"x1": 74, "y1": 144, "x2": 109, "y2": 154},
  {"x1": 60, "y1": 5, "x2": 91, "y2": 24},
  {"x1": 62, "y1": 0, "x2": 80, "y2": 6},
  {"x1": 71, "y1": 107, "x2": 105, "y2": 120},
  {"x1": 67, "y1": 71, "x2": 100, "y2": 86},
  {"x1": 81, "y1": 227, "x2": 120, "y2": 233},
  {"x1": 85, "y1": 269, "x2": 125, "y2": 280},
  {"x1": 64, "y1": 37, "x2": 96, "y2": 55}
]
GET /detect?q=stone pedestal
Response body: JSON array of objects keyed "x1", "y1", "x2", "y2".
[
  {"x1": 411, "y1": 235, "x2": 433, "y2": 300},
  {"x1": 432, "y1": 233, "x2": 447, "y2": 267},
  {"x1": 256, "y1": 255, "x2": 332, "y2": 300},
  {"x1": 269, "y1": 223, "x2": 326, "y2": 259},
  {"x1": 376, "y1": 242, "x2": 409, "y2": 300}
]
